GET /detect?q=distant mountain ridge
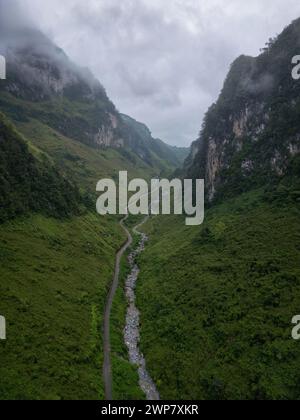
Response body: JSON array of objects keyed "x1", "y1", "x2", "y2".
[{"x1": 121, "y1": 114, "x2": 189, "y2": 169}]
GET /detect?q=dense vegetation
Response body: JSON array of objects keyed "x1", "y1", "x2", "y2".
[
  {"x1": 137, "y1": 188, "x2": 300, "y2": 400},
  {"x1": 0, "y1": 113, "x2": 81, "y2": 223},
  {"x1": 0, "y1": 213, "x2": 124, "y2": 399}
]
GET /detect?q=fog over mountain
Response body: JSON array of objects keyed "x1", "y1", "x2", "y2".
[{"x1": 2, "y1": 0, "x2": 300, "y2": 145}]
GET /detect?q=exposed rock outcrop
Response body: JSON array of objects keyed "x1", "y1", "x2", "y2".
[{"x1": 185, "y1": 18, "x2": 300, "y2": 200}]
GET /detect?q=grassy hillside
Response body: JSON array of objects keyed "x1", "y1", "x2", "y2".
[
  {"x1": 0, "y1": 213, "x2": 124, "y2": 400},
  {"x1": 137, "y1": 189, "x2": 300, "y2": 400},
  {"x1": 16, "y1": 117, "x2": 161, "y2": 193},
  {"x1": 0, "y1": 91, "x2": 180, "y2": 178},
  {"x1": 0, "y1": 109, "x2": 129, "y2": 400},
  {"x1": 0, "y1": 91, "x2": 166, "y2": 189}
]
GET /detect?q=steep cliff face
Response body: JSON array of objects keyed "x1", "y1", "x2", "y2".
[
  {"x1": 0, "y1": 26, "x2": 128, "y2": 147},
  {"x1": 3, "y1": 32, "x2": 105, "y2": 101},
  {"x1": 186, "y1": 18, "x2": 300, "y2": 200}
]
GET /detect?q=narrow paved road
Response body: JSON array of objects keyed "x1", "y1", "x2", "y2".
[{"x1": 103, "y1": 215, "x2": 132, "y2": 400}]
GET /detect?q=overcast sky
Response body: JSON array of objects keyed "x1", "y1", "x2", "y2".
[{"x1": 9, "y1": 1, "x2": 300, "y2": 145}]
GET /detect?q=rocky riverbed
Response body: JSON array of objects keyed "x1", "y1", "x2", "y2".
[{"x1": 124, "y1": 230, "x2": 160, "y2": 401}]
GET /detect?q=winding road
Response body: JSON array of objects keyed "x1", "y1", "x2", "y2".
[{"x1": 103, "y1": 215, "x2": 132, "y2": 400}]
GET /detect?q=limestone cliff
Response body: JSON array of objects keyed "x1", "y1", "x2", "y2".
[{"x1": 185, "y1": 18, "x2": 300, "y2": 200}]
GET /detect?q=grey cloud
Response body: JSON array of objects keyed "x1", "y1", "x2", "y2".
[
  {"x1": 4, "y1": 0, "x2": 300, "y2": 145},
  {"x1": 0, "y1": 0, "x2": 32, "y2": 31}
]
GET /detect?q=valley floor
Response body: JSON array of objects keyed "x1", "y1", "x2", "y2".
[{"x1": 1, "y1": 189, "x2": 299, "y2": 400}]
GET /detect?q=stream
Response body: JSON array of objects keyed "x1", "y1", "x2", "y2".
[{"x1": 124, "y1": 221, "x2": 160, "y2": 401}]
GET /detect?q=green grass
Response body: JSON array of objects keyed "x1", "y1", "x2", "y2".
[
  {"x1": 0, "y1": 92, "x2": 173, "y2": 192},
  {"x1": 136, "y1": 190, "x2": 300, "y2": 400},
  {"x1": 16, "y1": 118, "x2": 159, "y2": 193},
  {"x1": 0, "y1": 212, "x2": 124, "y2": 400}
]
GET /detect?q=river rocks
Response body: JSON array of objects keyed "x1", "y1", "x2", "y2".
[{"x1": 124, "y1": 227, "x2": 160, "y2": 401}]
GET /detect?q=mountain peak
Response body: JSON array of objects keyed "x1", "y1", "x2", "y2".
[{"x1": 0, "y1": 26, "x2": 109, "y2": 103}]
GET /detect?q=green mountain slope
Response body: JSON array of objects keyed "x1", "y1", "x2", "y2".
[
  {"x1": 0, "y1": 212, "x2": 124, "y2": 400},
  {"x1": 0, "y1": 110, "x2": 119, "y2": 398},
  {"x1": 0, "y1": 25, "x2": 181, "y2": 176},
  {"x1": 0, "y1": 110, "x2": 129, "y2": 400},
  {"x1": 138, "y1": 189, "x2": 300, "y2": 400},
  {"x1": 0, "y1": 112, "x2": 81, "y2": 222}
]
